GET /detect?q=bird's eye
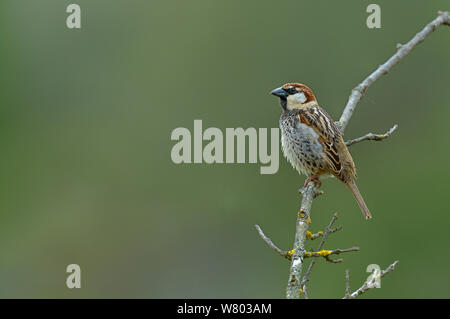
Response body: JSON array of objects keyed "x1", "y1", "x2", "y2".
[{"x1": 285, "y1": 87, "x2": 297, "y2": 95}]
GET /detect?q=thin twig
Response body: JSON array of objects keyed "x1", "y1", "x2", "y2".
[
  {"x1": 304, "y1": 247, "x2": 360, "y2": 261},
  {"x1": 254, "y1": 224, "x2": 290, "y2": 259},
  {"x1": 345, "y1": 124, "x2": 398, "y2": 147},
  {"x1": 306, "y1": 226, "x2": 343, "y2": 240},
  {"x1": 338, "y1": 11, "x2": 449, "y2": 131},
  {"x1": 299, "y1": 213, "x2": 339, "y2": 293},
  {"x1": 302, "y1": 285, "x2": 309, "y2": 299},
  {"x1": 343, "y1": 261, "x2": 399, "y2": 299}
]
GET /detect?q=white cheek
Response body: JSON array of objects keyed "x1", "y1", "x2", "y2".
[{"x1": 293, "y1": 92, "x2": 307, "y2": 104}]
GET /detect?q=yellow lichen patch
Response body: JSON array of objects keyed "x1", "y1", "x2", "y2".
[
  {"x1": 286, "y1": 249, "x2": 295, "y2": 260},
  {"x1": 304, "y1": 250, "x2": 332, "y2": 258},
  {"x1": 298, "y1": 210, "x2": 306, "y2": 219},
  {"x1": 316, "y1": 250, "x2": 332, "y2": 257}
]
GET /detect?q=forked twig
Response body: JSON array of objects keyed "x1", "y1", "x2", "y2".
[{"x1": 343, "y1": 261, "x2": 399, "y2": 299}]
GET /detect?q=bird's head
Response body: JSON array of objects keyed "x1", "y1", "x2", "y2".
[{"x1": 270, "y1": 83, "x2": 317, "y2": 111}]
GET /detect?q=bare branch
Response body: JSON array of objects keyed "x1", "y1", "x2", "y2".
[
  {"x1": 343, "y1": 261, "x2": 399, "y2": 299},
  {"x1": 306, "y1": 226, "x2": 342, "y2": 240},
  {"x1": 304, "y1": 246, "x2": 360, "y2": 262},
  {"x1": 255, "y1": 224, "x2": 290, "y2": 259},
  {"x1": 258, "y1": 11, "x2": 448, "y2": 299},
  {"x1": 289, "y1": 12, "x2": 447, "y2": 298},
  {"x1": 439, "y1": 10, "x2": 450, "y2": 25},
  {"x1": 302, "y1": 285, "x2": 309, "y2": 299},
  {"x1": 285, "y1": 182, "x2": 318, "y2": 299},
  {"x1": 345, "y1": 269, "x2": 351, "y2": 298},
  {"x1": 338, "y1": 11, "x2": 449, "y2": 131},
  {"x1": 345, "y1": 124, "x2": 398, "y2": 147}
]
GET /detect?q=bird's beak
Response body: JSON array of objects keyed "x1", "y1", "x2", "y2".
[{"x1": 270, "y1": 87, "x2": 288, "y2": 98}]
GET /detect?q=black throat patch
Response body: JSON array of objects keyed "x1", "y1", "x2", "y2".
[{"x1": 279, "y1": 98, "x2": 287, "y2": 111}]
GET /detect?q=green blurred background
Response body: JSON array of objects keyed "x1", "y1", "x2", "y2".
[{"x1": 0, "y1": 0, "x2": 449, "y2": 298}]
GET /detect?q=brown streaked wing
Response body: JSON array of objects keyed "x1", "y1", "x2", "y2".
[{"x1": 298, "y1": 108, "x2": 342, "y2": 175}]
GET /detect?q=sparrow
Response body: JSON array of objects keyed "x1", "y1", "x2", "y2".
[{"x1": 271, "y1": 83, "x2": 372, "y2": 219}]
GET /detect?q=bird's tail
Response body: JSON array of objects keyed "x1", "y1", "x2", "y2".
[{"x1": 346, "y1": 179, "x2": 372, "y2": 220}]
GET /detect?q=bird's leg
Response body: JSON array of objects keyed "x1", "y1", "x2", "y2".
[{"x1": 304, "y1": 175, "x2": 322, "y2": 188}]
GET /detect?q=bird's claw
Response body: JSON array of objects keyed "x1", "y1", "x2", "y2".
[{"x1": 304, "y1": 176, "x2": 322, "y2": 188}]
